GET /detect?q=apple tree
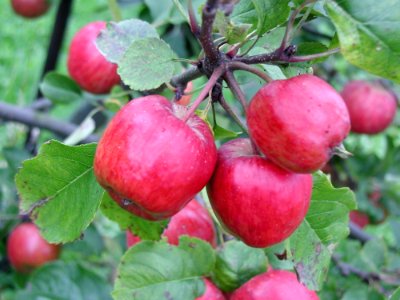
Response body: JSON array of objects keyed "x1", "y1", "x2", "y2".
[{"x1": 0, "y1": 0, "x2": 400, "y2": 299}]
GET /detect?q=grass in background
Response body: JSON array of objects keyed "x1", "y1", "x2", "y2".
[{"x1": 0, "y1": 0, "x2": 112, "y2": 106}]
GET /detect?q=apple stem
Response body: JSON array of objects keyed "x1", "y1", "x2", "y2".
[
  {"x1": 219, "y1": 96, "x2": 249, "y2": 134},
  {"x1": 223, "y1": 71, "x2": 249, "y2": 113},
  {"x1": 183, "y1": 66, "x2": 225, "y2": 122},
  {"x1": 229, "y1": 62, "x2": 273, "y2": 83},
  {"x1": 188, "y1": 0, "x2": 200, "y2": 37},
  {"x1": 107, "y1": 0, "x2": 122, "y2": 22},
  {"x1": 332, "y1": 143, "x2": 353, "y2": 159},
  {"x1": 278, "y1": 0, "x2": 316, "y2": 54}
]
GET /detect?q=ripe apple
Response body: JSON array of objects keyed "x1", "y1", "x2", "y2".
[
  {"x1": 126, "y1": 199, "x2": 217, "y2": 247},
  {"x1": 341, "y1": 80, "x2": 397, "y2": 134},
  {"x1": 197, "y1": 278, "x2": 225, "y2": 300},
  {"x1": 247, "y1": 74, "x2": 350, "y2": 173},
  {"x1": 230, "y1": 269, "x2": 319, "y2": 299},
  {"x1": 11, "y1": 0, "x2": 50, "y2": 18},
  {"x1": 7, "y1": 223, "x2": 61, "y2": 273},
  {"x1": 176, "y1": 81, "x2": 194, "y2": 106},
  {"x1": 349, "y1": 211, "x2": 369, "y2": 228},
  {"x1": 207, "y1": 138, "x2": 312, "y2": 248},
  {"x1": 94, "y1": 95, "x2": 217, "y2": 220},
  {"x1": 67, "y1": 21, "x2": 120, "y2": 94}
]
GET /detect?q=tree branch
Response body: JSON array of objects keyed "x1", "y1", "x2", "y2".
[
  {"x1": 332, "y1": 254, "x2": 381, "y2": 284},
  {"x1": 223, "y1": 71, "x2": 248, "y2": 112},
  {"x1": 286, "y1": 48, "x2": 340, "y2": 62},
  {"x1": 183, "y1": 65, "x2": 225, "y2": 122},
  {"x1": 0, "y1": 101, "x2": 98, "y2": 143},
  {"x1": 200, "y1": 0, "x2": 221, "y2": 65},
  {"x1": 229, "y1": 61, "x2": 273, "y2": 83},
  {"x1": 349, "y1": 221, "x2": 373, "y2": 244},
  {"x1": 218, "y1": 96, "x2": 248, "y2": 134},
  {"x1": 170, "y1": 66, "x2": 203, "y2": 88}
]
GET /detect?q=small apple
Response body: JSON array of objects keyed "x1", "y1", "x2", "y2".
[
  {"x1": 207, "y1": 138, "x2": 312, "y2": 248},
  {"x1": 67, "y1": 21, "x2": 120, "y2": 94},
  {"x1": 94, "y1": 95, "x2": 217, "y2": 220},
  {"x1": 126, "y1": 199, "x2": 217, "y2": 247},
  {"x1": 197, "y1": 278, "x2": 225, "y2": 300},
  {"x1": 7, "y1": 223, "x2": 61, "y2": 273},
  {"x1": 350, "y1": 211, "x2": 369, "y2": 228},
  {"x1": 11, "y1": 0, "x2": 50, "y2": 18},
  {"x1": 230, "y1": 269, "x2": 319, "y2": 300},
  {"x1": 176, "y1": 81, "x2": 194, "y2": 106},
  {"x1": 341, "y1": 80, "x2": 397, "y2": 134},
  {"x1": 247, "y1": 74, "x2": 350, "y2": 173}
]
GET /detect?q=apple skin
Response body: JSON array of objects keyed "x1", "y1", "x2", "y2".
[
  {"x1": 7, "y1": 223, "x2": 61, "y2": 273},
  {"x1": 126, "y1": 199, "x2": 217, "y2": 247},
  {"x1": 94, "y1": 95, "x2": 217, "y2": 220},
  {"x1": 230, "y1": 269, "x2": 319, "y2": 300},
  {"x1": 350, "y1": 211, "x2": 369, "y2": 228},
  {"x1": 247, "y1": 74, "x2": 350, "y2": 173},
  {"x1": 207, "y1": 138, "x2": 312, "y2": 248},
  {"x1": 67, "y1": 21, "x2": 120, "y2": 94},
  {"x1": 341, "y1": 80, "x2": 397, "y2": 134},
  {"x1": 176, "y1": 82, "x2": 194, "y2": 106},
  {"x1": 11, "y1": 0, "x2": 49, "y2": 18},
  {"x1": 197, "y1": 278, "x2": 225, "y2": 300}
]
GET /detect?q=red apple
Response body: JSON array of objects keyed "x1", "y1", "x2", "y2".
[
  {"x1": 177, "y1": 81, "x2": 194, "y2": 106},
  {"x1": 207, "y1": 138, "x2": 312, "y2": 248},
  {"x1": 11, "y1": 0, "x2": 50, "y2": 18},
  {"x1": 7, "y1": 223, "x2": 61, "y2": 273},
  {"x1": 230, "y1": 269, "x2": 319, "y2": 300},
  {"x1": 126, "y1": 199, "x2": 217, "y2": 247},
  {"x1": 341, "y1": 80, "x2": 397, "y2": 134},
  {"x1": 67, "y1": 21, "x2": 120, "y2": 94},
  {"x1": 247, "y1": 74, "x2": 350, "y2": 173},
  {"x1": 350, "y1": 211, "x2": 369, "y2": 228},
  {"x1": 197, "y1": 278, "x2": 225, "y2": 300},
  {"x1": 94, "y1": 95, "x2": 217, "y2": 220}
]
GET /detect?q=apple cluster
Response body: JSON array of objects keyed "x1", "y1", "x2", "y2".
[{"x1": 93, "y1": 72, "x2": 351, "y2": 251}]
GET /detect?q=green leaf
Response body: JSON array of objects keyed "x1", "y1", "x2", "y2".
[
  {"x1": 326, "y1": 0, "x2": 400, "y2": 83},
  {"x1": 40, "y1": 72, "x2": 82, "y2": 104},
  {"x1": 96, "y1": 19, "x2": 159, "y2": 63},
  {"x1": 100, "y1": 192, "x2": 168, "y2": 241},
  {"x1": 288, "y1": 172, "x2": 356, "y2": 290},
  {"x1": 15, "y1": 141, "x2": 103, "y2": 243},
  {"x1": 113, "y1": 237, "x2": 215, "y2": 300},
  {"x1": 296, "y1": 42, "x2": 330, "y2": 64},
  {"x1": 252, "y1": 0, "x2": 291, "y2": 35},
  {"x1": 118, "y1": 37, "x2": 179, "y2": 91},
  {"x1": 63, "y1": 116, "x2": 96, "y2": 146},
  {"x1": 213, "y1": 124, "x2": 241, "y2": 140},
  {"x1": 211, "y1": 240, "x2": 267, "y2": 292},
  {"x1": 391, "y1": 287, "x2": 400, "y2": 300},
  {"x1": 232, "y1": 1, "x2": 290, "y2": 35},
  {"x1": 14, "y1": 261, "x2": 112, "y2": 300}
]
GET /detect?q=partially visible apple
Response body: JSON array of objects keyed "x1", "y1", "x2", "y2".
[
  {"x1": 350, "y1": 211, "x2": 369, "y2": 228},
  {"x1": 197, "y1": 278, "x2": 225, "y2": 300},
  {"x1": 341, "y1": 80, "x2": 397, "y2": 134},
  {"x1": 126, "y1": 199, "x2": 217, "y2": 247},
  {"x1": 247, "y1": 74, "x2": 350, "y2": 173},
  {"x1": 207, "y1": 138, "x2": 312, "y2": 248},
  {"x1": 67, "y1": 21, "x2": 120, "y2": 94},
  {"x1": 95, "y1": 95, "x2": 217, "y2": 220},
  {"x1": 230, "y1": 269, "x2": 319, "y2": 300},
  {"x1": 11, "y1": 0, "x2": 50, "y2": 18},
  {"x1": 176, "y1": 81, "x2": 194, "y2": 106},
  {"x1": 7, "y1": 223, "x2": 61, "y2": 273}
]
